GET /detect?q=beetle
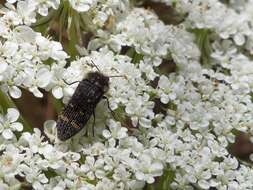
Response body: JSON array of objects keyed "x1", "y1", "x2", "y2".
[{"x1": 56, "y1": 71, "x2": 110, "y2": 141}]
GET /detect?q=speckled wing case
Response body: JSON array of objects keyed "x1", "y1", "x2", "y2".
[{"x1": 56, "y1": 79, "x2": 104, "y2": 141}]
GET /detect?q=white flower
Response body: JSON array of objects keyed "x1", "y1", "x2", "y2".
[
  {"x1": 36, "y1": 35, "x2": 68, "y2": 61},
  {"x1": 0, "y1": 144, "x2": 23, "y2": 173},
  {"x1": 139, "y1": 60, "x2": 158, "y2": 80},
  {"x1": 34, "y1": 0, "x2": 60, "y2": 16},
  {"x1": 43, "y1": 120, "x2": 57, "y2": 142},
  {"x1": 0, "y1": 108, "x2": 23, "y2": 140},
  {"x1": 103, "y1": 120, "x2": 128, "y2": 141},
  {"x1": 157, "y1": 75, "x2": 177, "y2": 104},
  {"x1": 0, "y1": 60, "x2": 8, "y2": 74},
  {"x1": 13, "y1": 25, "x2": 37, "y2": 43},
  {"x1": 1, "y1": 0, "x2": 253, "y2": 189},
  {"x1": 95, "y1": 178, "x2": 116, "y2": 190},
  {"x1": 40, "y1": 144, "x2": 65, "y2": 169},
  {"x1": 69, "y1": 0, "x2": 95, "y2": 12},
  {"x1": 7, "y1": 0, "x2": 17, "y2": 3},
  {"x1": 134, "y1": 153, "x2": 163, "y2": 184},
  {"x1": 25, "y1": 167, "x2": 48, "y2": 190},
  {"x1": 18, "y1": 128, "x2": 47, "y2": 153},
  {"x1": 80, "y1": 156, "x2": 105, "y2": 180},
  {"x1": 49, "y1": 64, "x2": 75, "y2": 99},
  {"x1": 112, "y1": 164, "x2": 131, "y2": 187},
  {"x1": 125, "y1": 93, "x2": 154, "y2": 127},
  {"x1": 23, "y1": 67, "x2": 52, "y2": 97},
  {"x1": 16, "y1": 0, "x2": 36, "y2": 25}
]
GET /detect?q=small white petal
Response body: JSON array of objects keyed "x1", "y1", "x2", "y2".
[
  {"x1": 131, "y1": 116, "x2": 139, "y2": 127},
  {"x1": 43, "y1": 120, "x2": 56, "y2": 134},
  {"x1": 3, "y1": 42, "x2": 18, "y2": 57},
  {"x1": 2, "y1": 129, "x2": 14, "y2": 139},
  {"x1": 38, "y1": 6, "x2": 48, "y2": 16},
  {"x1": 117, "y1": 128, "x2": 128, "y2": 138},
  {"x1": 7, "y1": 0, "x2": 17, "y2": 3},
  {"x1": 135, "y1": 171, "x2": 145, "y2": 181},
  {"x1": 0, "y1": 123, "x2": 4, "y2": 133},
  {"x1": 249, "y1": 154, "x2": 253, "y2": 162},
  {"x1": 14, "y1": 25, "x2": 36, "y2": 43},
  {"x1": 48, "y1": 0, "x2": 60, "y2": 9},
  {"x1": 87, "y1": 171, "x2": 95, "y2": 180},
  {"x1": 95, "y1": 170, "x2": 105, "y2": 179},
  {"x1": 30, "y1": 87, "x2": 43, "y2": 98},
  {"x1": 102, "y1": 130, "x2": 111, "y2": 139},
  {"x1": 9, "y1": 86, "x2": 22, "y2": 99},
  {"x1": 52, "y1": 86, "x2": 63, "y2": 99},
  {"x1": 86, "y1": 156, "x2": 95, "y2": 165},
  {"x1": 7, "y1": 108, "x2": 19, "y2": 122},
  {"x1": 147, "y1": 176, "x2": 155, "y2": 184},
  {"x1": 0, "y1": 62, "x2": 8, "y2": 73},
  {"x1": 37, "y1": 68, "x2": 52, "y2": 88},
  {"x1": 234, "y1": 34, "x2": 245, "y2": 46},
  {"x1": 80, "y1": 165, "x2": 90, "y2": 173},
  {"x1": 108, "y1": 138, "x2": 116, "y2": 147},
  {"x1": 43, "y1": 120, "x2": 57, "y2": 140},
  {"x1": 63, "y1": 86, "x2": 75, "y2": 96},
  {"x1": 198, "y1": 180, "x2": 210, "y2": 189},
  {"x1": 11, "y1": 122, "x2": 23, "y2": 131}
]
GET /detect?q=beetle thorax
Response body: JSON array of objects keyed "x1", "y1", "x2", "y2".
[{"x1": 86, "y1": 71, "x2": 109, "y2": 92}]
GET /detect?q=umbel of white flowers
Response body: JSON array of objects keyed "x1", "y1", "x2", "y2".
[{"x1": 0, "y1": 0, "x2": 253, "y2": 190}]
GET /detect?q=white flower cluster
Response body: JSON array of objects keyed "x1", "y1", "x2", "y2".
[
  {"x1": 6, "y1": 0, "x2": 60, "y2": 17},
  {"x1": 68, "y1": 0, "x2": 129, "y2": 27},
  {"x1": 1, "y1": 0, "x2": 253, "y2": 190},
  {"x1": 153, "y1": 0, "x2": 253, "y2": 53},
  {"x1": 0, "y1": 5, "x2": 69, "y2": 98}
]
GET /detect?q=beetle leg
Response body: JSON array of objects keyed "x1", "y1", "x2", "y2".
[{"x1": 102, "y1": 96, "x2": 116, "y2": 120}]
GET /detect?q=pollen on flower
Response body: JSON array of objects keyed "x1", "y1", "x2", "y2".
[{"x1": 2, "y1": 156, "x2": 13, "y2": 167}]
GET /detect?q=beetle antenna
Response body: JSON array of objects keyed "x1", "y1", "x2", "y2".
[
  {"x1": 90, "y1": 60, "x2": 101, "y2": 72},
  {"x1": 63, "y1": 79, "x2": 81, "y2": 85},
  {"x1": 109, "y1": 68, "x2": 127, "y2": 79},
  {"x1": 108, "y1": 75, "x2": 127, "y2": 79},
  {"x1": 109, "y1": 75, "x2": 124, "y2": 78}
]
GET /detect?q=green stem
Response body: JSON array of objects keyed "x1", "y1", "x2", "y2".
[{"x1": 59, "y1": 0, "x2": 70, "y2": 43}]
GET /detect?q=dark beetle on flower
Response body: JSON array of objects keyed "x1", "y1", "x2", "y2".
[
  {"x1": 56, "y1": 62, "x2": 124, "y2": 141},
  {"x1": 56, "y1": 71, "x2": 110, "y2": 141}
]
